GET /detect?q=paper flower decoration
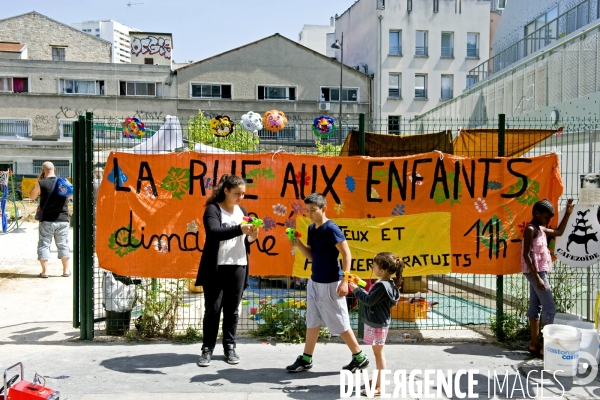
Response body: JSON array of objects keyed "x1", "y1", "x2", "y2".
[
  {"x1": 263, "y1": 110, "x2": 288, "y2": 132},
  {"x1": 240, "y1": 111, "x2": 263, "y2": 133},
  {"x1": 312, "y1": 115, "x2": 336, "y2": 138},
  {"x1": 122, "y1": 117, "x2": 146, "y2": 139},
  {"x1": 210, "y1": 115, "x2": 235, "y2": 137}
]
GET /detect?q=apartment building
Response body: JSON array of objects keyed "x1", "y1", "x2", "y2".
[
  {"x1": 333, "y1": 0, "x2": 490, "y2": 129},
  {"x1": 72, "y1": 20, "x2": 139, "y2": 64}
]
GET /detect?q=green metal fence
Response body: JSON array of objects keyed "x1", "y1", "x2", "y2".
[{"x1": 72, "y1": 113, "x2": 600, "y2": 340}]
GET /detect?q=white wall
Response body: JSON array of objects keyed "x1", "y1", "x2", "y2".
[
  {"x1": 298, "y1": 24, "x2": 335, "y2": 56},
  {"x1": 335, "y1": 0, "x2": 490, "y2": 122}
]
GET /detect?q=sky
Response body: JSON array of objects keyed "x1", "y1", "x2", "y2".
[{"x1": 5, "y1": 0, "x2": 357, "y2": 62}]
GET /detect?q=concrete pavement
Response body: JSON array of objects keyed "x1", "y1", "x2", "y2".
[{"x1": 1, "y1": 222, "x2": 600, "y2": 399}]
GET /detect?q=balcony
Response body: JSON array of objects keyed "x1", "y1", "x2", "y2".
[
  {"x1": 468, "y1": 0, "x2": 599, "y2": 88},
  {"x1": 441, "y1": 89, "x2": 453, "y2": 100},
  {"x1": 441, "y1": 47, "x2": 454, "y2": 58},
  {"x1": 389, "y1": 45, "x2": 402, "y2": 56},
  {"x1": 389, "y1": 88, "x2": 402, "y2": 98},
  {"x1": 466, "y1": 47, "x2": 479, "y2": 58},
  {"x1": 415, "y1": 89, "x2": 427, "y2": 99},
  {"x1": 415, "y1": 46, "x2": 428, "y2": 57}
]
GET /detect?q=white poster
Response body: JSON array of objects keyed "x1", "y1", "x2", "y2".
[{"x1": 555, "y1": 204, "x2": 600, "y2": 267}]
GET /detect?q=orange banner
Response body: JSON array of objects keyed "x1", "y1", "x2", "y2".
[{"x1": 96, "y1": 151, "x2": 563, "y2": 278}]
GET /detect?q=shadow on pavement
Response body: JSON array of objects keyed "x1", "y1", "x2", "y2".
[
  {"x1": 101, "y1": 353, "x2": 199, "y2": 374},
  {"x1": 443, "y1": 343, "x2": 528, "y2": 361}
]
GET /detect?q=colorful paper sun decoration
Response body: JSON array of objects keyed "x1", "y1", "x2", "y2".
[
  {"x1": 312, "y1": 115, "x2": 336, "y2": 138},
  {"x1": 210, "y1": 115, "x2": 235, "y2": 137},
  {"x1": 240, "y1": 111, "x2": 264, "y2": 133},
  {"x1": 262, "y1": 110, "x2": 288, "y2": 133},
  {"x1": 122, "y1": 117, "x2": 146, "y2": 139}
]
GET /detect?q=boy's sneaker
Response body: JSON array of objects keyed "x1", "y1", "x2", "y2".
[
  {"x1": 224, "y1": 344, "x2": 240, "y2": 364},
  {"x1": 197, "y1": 346, "x2": 213, "y2": 367},
  {"x1": 286, "y1": 355, "x2": 313, "y2": 372},
  {"x1": 342, "y1": 356, "x2": 370, "y2": 373}
]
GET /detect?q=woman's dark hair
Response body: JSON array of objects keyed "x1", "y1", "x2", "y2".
[
  {"x1": 205, "y1": 174, "x2": 246, "y2": 206},
  {"x1": 373, "y1": 252, "x2": 404, "y2": 288}
]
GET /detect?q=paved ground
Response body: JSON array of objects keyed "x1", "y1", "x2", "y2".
[{"x1": 1, "y1": 222, "x2": 600, "y2": 399}]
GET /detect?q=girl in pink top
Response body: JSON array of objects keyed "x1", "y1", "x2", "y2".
[{"x1": 521, "y1": 198, "x2": 573, "y2": 357}]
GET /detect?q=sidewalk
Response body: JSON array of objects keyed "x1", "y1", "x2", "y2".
[{"x1": 1, "y1": 222, "x2": 599, "y2": 399}]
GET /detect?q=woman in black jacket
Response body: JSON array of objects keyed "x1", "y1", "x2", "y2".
[{"x1": 195, "y1": 174, "x2": 258, "y2": 367}]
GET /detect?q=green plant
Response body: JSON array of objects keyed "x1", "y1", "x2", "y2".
[
  {"x1": 492, "y1": 262, "x2": 579, "y2": 342},
  {"x1": 186, "y1": 110, "x2": 260, "y2": 152},
  {"x1": 173, "y1": 326, "x2": 203, "y2": 344},
  {"x1": 315, "y1": 139, "x2": 342, "y2": 156},
  {"x1": 248, "y1": 301, "x2": 330, "y2": 343},
  {"x1": 127, "y1": 278, "x2": 188, "y2": 340}
]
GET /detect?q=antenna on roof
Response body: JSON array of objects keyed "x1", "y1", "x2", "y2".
[{"x1": 127, "y1": 1, "x2": 144, "y2": 9}]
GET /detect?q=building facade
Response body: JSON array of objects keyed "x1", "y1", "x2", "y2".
[
  {"x1": 0, "y1": 12, "x2": 111, "y2": 63},
  {"x1": 298, "y1": 18, "x2": 336, "y2": 57},
  {"x1": 72, "y1": 20, "x2": 139, "y2": 64},
  {"x1": 130, "y1": 32, "x2": 173, "y2": 68},
  {"x1": 0, "y1": 34, "x2": 370, "y2": 174},
  {"x1": 333, "y1": 0, "x2": 490, "y2": 127}
]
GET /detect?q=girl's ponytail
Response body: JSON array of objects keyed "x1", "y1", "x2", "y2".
[{"x1": 392, "y1": 257, "x2": 404, "y2": 289}]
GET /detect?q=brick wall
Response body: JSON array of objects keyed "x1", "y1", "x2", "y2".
[{"x1": 0, "y1": 12, "x2": 111, "y2": 63}]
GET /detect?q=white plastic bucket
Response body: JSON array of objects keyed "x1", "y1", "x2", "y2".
[
  {"x1": 542, "y1": 324, "x2": 582, "y2": 376},
  {"x1": 569, "y1": 321, "x2": 600, "y2": 363},
  {"x1": 554, "y1": 313, "x2": 582, "y2": 326}
]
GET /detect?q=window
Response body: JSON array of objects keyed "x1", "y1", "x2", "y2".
[
  {"x1": 497, "y1": 0, "x2": 506, "y2": 9},
  {"x1": 33, "y1": 160, "x2": 69, "y2": 178},
  {"x1": 407, "y1": 0, "x2": 412, "y2": 12},
  {"x1": 257, "y1": 125, "x2": 298, "y2": 140},
  {"x1": 441, "y1": 75, "x2": 453, "y2": 100},
  {"x1": 415, "y1": 31, "x2": 428, "y2": 56},
  {"x1": 389, "y1": 31, "x2": 402, "y2": 55},
  {"x1": 119, "y1": 82, "x2": 156, "y2": 96},
  {"x1": 441, "y1": 32, "x2": 454, "y2": 58},
  {"x1": 191, "y1": 84, "x2": 232, "y2": 99},
  {"x1": 0, "y1": 118, "x2": 31, "y2": 138},
  {"x1": 52, "y1": 47, "x2": 66, "y2": 62},
  {"x1": 466, "y1": 74, "x2": 478, "y2": 88},
  {"x1": 320, "y1": 87, "x2": 358, "y2": 102},
  {"x1": 415, "y1": 74, "x2": 427, "y2": 99},
  {"x1": 58, "y1": 119, "x2": 76, "y2": 138},
  {"x1": 144, "y1": 58, "x2": 154, "y2": 65},
  {"x1": 257, "y1": 86, "x2": 296, "y2": 100},
  {"x1": 388, "y1": 74, "x2": 401, "y2": 98},
  {"x1": 433, "y1": 0, "x2": 439, "y2": 13},
  {"x1": 377, "y1": 0, "x2": 385, "y2": 10},
  {"x1": 95, "y1": 28, "x2": 100, "y2": 32},
  {"x1": 0, "y1": 77, "x2": 28, "y2": 93},
  {"x1": 388, "y1": 116, "x2": 400, "y2": 134},
  {"x1": 525, "y1": 6, "x2": 558, "y2": 55},
  {"x1": 60, "y1": 79, "x2": 104, "y2": 95},
  {"x1": 467, "y1": 33, "x2": 479, "y2": 58}
]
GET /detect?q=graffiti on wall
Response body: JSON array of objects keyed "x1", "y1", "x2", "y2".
[{"x1": 131, "y1": 36, "x2": 172, "y2": 60}]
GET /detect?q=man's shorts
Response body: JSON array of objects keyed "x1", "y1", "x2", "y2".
[{"x1": 306, "y1": 279, "x2": 351, "y2": 335}]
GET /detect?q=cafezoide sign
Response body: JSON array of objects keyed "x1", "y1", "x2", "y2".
[
  {"x1": 95, "y1": 151, "x2": 563, "y2": 279},
  {"x1": 555, "y1": 204, "x2": 600, "y2": 267}
]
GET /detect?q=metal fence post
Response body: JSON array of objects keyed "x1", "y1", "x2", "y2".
[
  {"x1": 73, "y1": 119, "x2": 81, "y2": 329},
  {"x1": 357, "y1": 113, "x2": 366, "y2": 339},
  {"x1": 496, "y1": 114, "x2": 506, "y2": 341},
  {"x1": 84, "y1": 112, "x2": 95, "y2": 339}
]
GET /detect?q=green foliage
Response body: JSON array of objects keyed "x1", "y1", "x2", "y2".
[
  {"x1": 173, "y1": 326, "x2": 203, "y2": 344},
  {"x1": 492, "y1": 262, "x2": 579, "y2": 342},
  {"x1": 248, "y1": 302, "x2": 330, "y2": 343},
  {"x1": 127, "y1": 279, "x2": 187, "y2": 340},
  {"x1": 315, "y1": 140, "x2": 342, "y2": 156},
  {"x1": 187, "y1": 110, "x2": 259, "y2": 152}
]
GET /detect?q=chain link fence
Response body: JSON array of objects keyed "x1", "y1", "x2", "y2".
[{"x1": 80, "y1": 114, "x2": 599, "y2": 339}]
